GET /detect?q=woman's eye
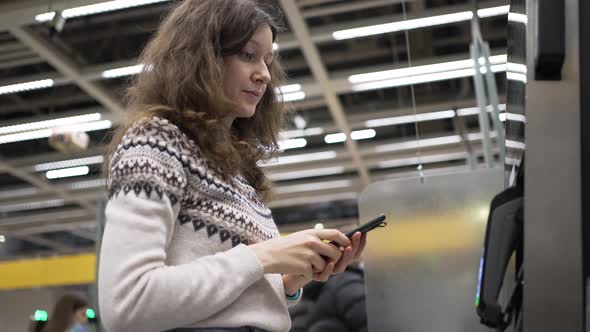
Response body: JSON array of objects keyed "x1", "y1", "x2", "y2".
[{"x1": 240, "y1": 51, "x2": 256, "y2": 61}]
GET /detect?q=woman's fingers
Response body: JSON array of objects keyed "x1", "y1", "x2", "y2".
[
  {"x1": 314, "y1": 261, "x2": 335, "y2": 282},
  {"x1": 314, "y1": 241, "x2": 343, "y2": 262},
  {"x1": 333, "y1": 246, "x2": 353, "y2": 273},
  {"x1": 353, "y1": 232, "x2": 368, "y2": 260},
  {"x1": 309, "y1": 251, "x2": 327, "y2": 273},
  {"x1": 313, "y1": 229, "x2": 350, "y2": 248}
]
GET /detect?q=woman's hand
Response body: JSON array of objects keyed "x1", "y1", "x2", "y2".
[
  {"x1": 280, "y1": 231, "x2": 368, "y2": 295},
  {"x1": 249, "y1": 229, "x2": 350, "y2": 278},
  {"x1": 282, "y1": 260, "x2": 336, "y2": 296},
  {"x1": 331, "y1": 231, "x2": 367, "y2": 274}
]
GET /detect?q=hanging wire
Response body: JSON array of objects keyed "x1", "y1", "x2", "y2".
[{"x1": 400, "y1": 0, "x2": 425, "y2": 182}]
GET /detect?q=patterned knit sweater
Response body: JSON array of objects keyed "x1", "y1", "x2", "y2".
[{"x1": 98, "y1": 116, "x2": 298, "y2": 332}]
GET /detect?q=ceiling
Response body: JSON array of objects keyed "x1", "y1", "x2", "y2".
[{"x1": 0, "y1": 0, "x2": 510, "y2": 259}]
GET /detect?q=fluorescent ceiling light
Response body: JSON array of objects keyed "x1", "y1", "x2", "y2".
[
  {"x1": 500, "y1": 112, "x2": 526, "y2": 123},
  {"x1": 33, "y1": 155, "x2": 105, "y2": 172},
  {"x1": 70, "y1": 120, "x2": 113, "y2": 132},
  {"x1": 378, "y1": 151, "x2": 468, "y2": 169},
  {"x1": 477, "y1": 5, "x2": 510, "y2": 18},
  {"x1": 281, "y1": 91, "x2": 306, "y2": 102},
  {"x1": 275, "y1": 180, "x2": 352, "y2": 194},
  {"x1": 505, "y1": 139, "x2": 526, "y2": 150},
  {"x1": 455, "y1": 104, "x2": 506, "y2": 116},
  {"x1": 0, "y1": 120, "x2": 111, "y2": 144},
  {"x1": 349, "y1": 56, "x2": 507, "y2": 84},
  {"x1": 35, "y1": 0, "x2": 171, "y2": 22},
  {"x1": 375, "y1": 135, "x2": 462, "y2": 153},
  {"x1": 0, "y1": 187, "x2": 39, "y2": 200},
  {"x1": 279, "y1": 138, "x2": 307, "y2": 150},
  {"x1": 0, "y1": 129, "x2": 52, "y2": 145},
  {"x1": 280, "y1": 127, "x2": 324, "y2": 139},
  {"x1": 269, "y1": 166, "x2": 346, "y2": 181},
  {"x1": 0, "y1": 79, "x2": 54, "y2": 95},
  {"x1": 46, "y1": 166, "x2": 90, "y2": 179},
  {"x1": 273, "y1": 43, "x2": 280, "y2": 51},
  {"x1": 278, "y1": 84, "x2": 302, "y2": 94},
  {"x1": 333, "y1": 5, "x2": 509, "y2": 40},
  {"x1": 350, "y1": 129, "x2": 376, "y2": 140},
  {"x1": 508, "y1": 12, "x2": 528, "y2": 25},
  {"x1": 263, "y1": 151, "x2": 337, "y2": 166},
  {"x1": 0, "y1": 199, "x2": 64, "y2": 214},
  {"x1": 333, "y1": 11, "x2": 474, "y2": 40},
  {"x1": 352, "y1": 65, "x2": 506, "y2": 92},
  {"x1": 0, "y1": 113, "x2": 101, "y2": 135},
  {"x1": 507, "y1": 72, "x2": 527, "y2": 83},
  {"x1": 365, "y1": 110, "x2": 455, "y2": 128},
  {"x1": 66, "y1": 178, "x2": 107, "y2": 190},
  {"x1": 506, "y1": 62, "x2": 527, "y2": 74},
  {"x1": 102, "y1": 64, "x2": 144, "y2": 78},
  {"x1": 325, "y1": 133, "x2": 347, "y2": 144}
]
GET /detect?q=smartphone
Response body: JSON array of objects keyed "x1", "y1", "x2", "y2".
[{"x1": 329, "y1": 213, "x2": 387, "y2": 246}]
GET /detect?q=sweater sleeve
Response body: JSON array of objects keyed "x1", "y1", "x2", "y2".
[{"x1": 98, "y1": 123, "x2": 264, "y2": 332}]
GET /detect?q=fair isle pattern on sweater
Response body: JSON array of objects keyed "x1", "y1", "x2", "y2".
[{"x1": 107, "y1": 116, "x2": 279, "y2": 247}]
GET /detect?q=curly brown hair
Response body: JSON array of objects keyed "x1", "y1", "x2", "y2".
[{"x1": 106, "y1": 0, "x2": 287, "y2": 200}]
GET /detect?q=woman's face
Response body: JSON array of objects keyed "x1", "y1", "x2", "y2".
[
  {"x1": 73, "y1": 307, "x2": 88, "y2": 325},
  {"x1": 222, "y1": 25, "x2": 274, "y2": 123}
]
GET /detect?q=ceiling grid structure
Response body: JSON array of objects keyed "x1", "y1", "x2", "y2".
[{"x1": 0, "y1": 0, "x2": 510, "y2": 259}]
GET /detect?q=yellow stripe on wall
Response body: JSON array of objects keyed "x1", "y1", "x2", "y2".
[{"x1": 0, "y1": 253, "x2": 96, "y2": 290}]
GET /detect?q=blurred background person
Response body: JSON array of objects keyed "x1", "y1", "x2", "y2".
[{"x1": 42, "y1": 294, "x2": 89, "y2": 332}]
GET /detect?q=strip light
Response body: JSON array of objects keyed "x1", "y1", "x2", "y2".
[
  {"x1": 102, "y1": 64, "x2": 144, "y2": 78},
  {"x1": 66, "y1": 178, "x2": 107, "y2": 190},
  {"x1": 375, "y1": 135, "x2": 463, "y2": 153},
  {"x1": 350, "y1": 129, "x2": 376, "y2": 140},
  {"x1": 505, "y1": 140, "x2": 526, "y2": 150},
  {"x1": 0, "y1": 79, "x2": 54, "y2": 95},
  {"x1": 508, "y1": 12, "x2": 528, "y2": 25},
  {"x1": 269, "y1": 166, "x2": 346, "y2": 182},
  {"x1": 500, "y1": 112, "x2": 526, "y2": 123},
  {"x1": 352, "y1": 65, "x2": 506, "y2": 91},
  {"x1": 0, "y1": 113, "x2": 101, "y2": 135},
  {"x1": 349, "y1": 55, "x2": 506, "y2": 84},
  {"x1": 476, "y1": 5, "x2": 510, "y2": 18},
  {"x1": 46, "y1": 166, "x2": 90, "y2": 180},
  {"x1": 280, "y1": 127, "x2": 324, "y2": 140},
  {"x1": 275, "y1": 180, "x2": 352, "y2": 194},
  {"x1": 262, "y1": 151, "x2": 337, "y2": 166},
  {"x1": 333, "y1": 6, "x2": 509, "y2": 40},
  {"x1": 378, "y1": 151, "x2": 469, "y2": 169},
  {"x1": 333, "y1": 11, "x2": 474, "y2": 40},
  {"x1": 35, "y1": 0, "x2": 171, "y2": 22},
  {"x1": 34, "y1": 156, "x2": 105, "y2": 172},
  {"x1": 281, "y1": 91, "x2": 306, "y2": 102},
  {"x1": 0, "y1": 120, "x2": 111, "y2": 144},
  {"x1": 277, "y1": 84, "x2": 302, "y2": 94},
  {"x1": 325, "y1": 133, "x2": 347, "y2": 144},
  {"x1": 0, "y1": 199, "x2": 64, "y2": 214},
  {"x1": 365, "y1": 110, "x2": 455, "y2": 128},
  {"x1": 278, "y1": 138, "x2": 307, "y2": 150}
]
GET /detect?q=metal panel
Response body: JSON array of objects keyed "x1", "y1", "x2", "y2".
[
  {"x1": 359, "y1": 167, "x2": 503, "y2": 332},
  {"x1": 523, "y1": 0, "x2": 583, "y2": 330}
]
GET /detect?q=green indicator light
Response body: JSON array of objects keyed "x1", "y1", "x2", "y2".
[
  {"x1": 475, "y1": 296, "x2": 480, "y2": 307},
  {"x1": 86, "y1": 308, "x2": 95, "y2": 319},
  {"x1": 34, "y1": 310, "x2": 48, "y2": 321}
]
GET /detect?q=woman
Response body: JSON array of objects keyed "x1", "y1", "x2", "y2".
[
  {"x1": 42, "y1": 294, "x2": 88, "y2": 332},
  {"x1": 98, "y1": 1, "x2": 366, "y2": 331}
]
